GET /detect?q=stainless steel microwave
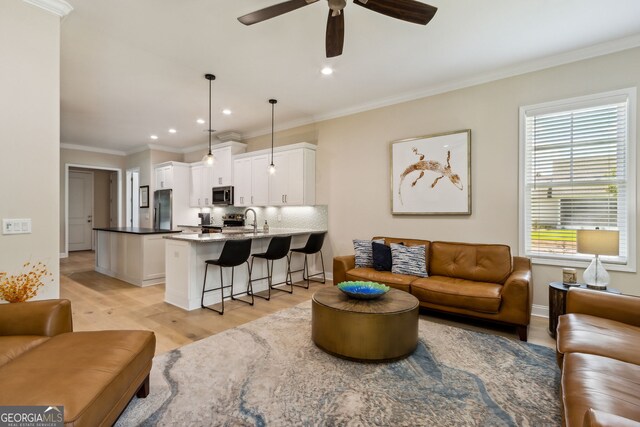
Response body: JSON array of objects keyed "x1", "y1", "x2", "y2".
[{"x1": 212, "y1": 186, "x2": 234, "y2": 205}]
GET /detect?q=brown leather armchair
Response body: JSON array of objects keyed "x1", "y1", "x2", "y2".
[
  {"x1": 0, "y1": 299, "x2": 155, "y2": 426},
  {"x1": 557, "y1": 288, "x2": 640, "y2": 426}
]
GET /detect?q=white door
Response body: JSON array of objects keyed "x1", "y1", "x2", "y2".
[
  {"x1": 212, "y1": 147, "x2": 231, "y2": 186},
  {"x1": 268, "y1": 152, "x2": 289, "y2": 205},
  {"x1": 233, "y1": 158, "x2": 251, "y2": 207},
  {"x1": 190, "y1": 165, "x2": 203, "y2": 207},
  {"x1": 285, "y1": 149, "x2": 304, "y2": 205},
  {"x1": 69, "y1": 171, "x2": 93, "y2": 251}
]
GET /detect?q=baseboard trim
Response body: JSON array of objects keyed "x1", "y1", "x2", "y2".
[
  {"x1": 59, "y1": 252, "x2": 68, "y2": 259},
  {"x1": 531, "y1": 304, "x2": 549, "y2": 319}
]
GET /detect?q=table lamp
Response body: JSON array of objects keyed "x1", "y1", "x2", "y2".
[{"x1": 576, "y1": 229, "x2": 619, "y2": 290}]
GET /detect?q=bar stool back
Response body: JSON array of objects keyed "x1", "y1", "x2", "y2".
[
  {"x1": 201, "y1": 238, "x2": 254, "y2": 315},
  {"x1": 290, "y1": 232, "x2": 326, "y2": 289},
  {"x1": 250, "y1": 235, "x2": 293, "y2": 300}
]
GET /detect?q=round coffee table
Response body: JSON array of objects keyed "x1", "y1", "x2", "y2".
[{"x1": 311, "y1": 287, "x2": 419, "y2": 362}]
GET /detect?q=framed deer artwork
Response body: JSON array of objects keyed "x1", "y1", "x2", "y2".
[{"x1": 391, "y1": 129, "x2": 471, "y2": 215}]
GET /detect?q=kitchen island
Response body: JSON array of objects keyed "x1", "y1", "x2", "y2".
[
  {"x1": 164, "y1": 228, "x2": 326, "y2": 311},
  {"x1": 94, "y1": 227, "x2": 182, "y2": 287}
]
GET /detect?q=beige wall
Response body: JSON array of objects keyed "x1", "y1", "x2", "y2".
[
  {"x1": 60, "y1": 148, "x2": 126, "y2": 253},
  {"x1": 92, "y1": 170, "x2": 112, "y2": 228},
  {"x1": 0, "y1": 1, "x2": 61, "y2": 299},
  {"x1": 244, "y1": 47, "x2": 640, "y2": 310}
]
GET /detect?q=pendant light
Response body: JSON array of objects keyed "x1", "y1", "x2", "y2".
[
  {"x1": 268, "y1": 99, "x2": 277, "y2": 175},
  {"x1": 202, "y1": 74, "x2": 216, "y2": 166}
]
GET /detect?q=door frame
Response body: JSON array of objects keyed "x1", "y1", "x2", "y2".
[
  {"x1": 64, "y1": 164, "x2": 123, "y2": 258},
  {"x1": 126, "y1": 168, "x2": 140, "y2": 228}
]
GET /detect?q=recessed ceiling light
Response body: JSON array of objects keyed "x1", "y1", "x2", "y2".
[
  {"x1": 150, "y1": 135, "x2": 159, "y2": 140},
  {"x1": 168, "y1": 128, "x2": 177, "y2": 134},
  {"x1": 196, "y1": 118, "x2": 205, "y2": 124},
  {"x1": 222, "y1": 109, "x2": 232, "y2": 115},
  {"x1": 321, "y1": 66, "x2": 334, "y2": 76}
]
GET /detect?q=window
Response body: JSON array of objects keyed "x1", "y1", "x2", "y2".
[{"x1": 519, "y1": 88, "x2": 636, "y2": 271}]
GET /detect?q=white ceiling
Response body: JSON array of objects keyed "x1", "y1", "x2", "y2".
[{"x1": 60, "y1": 0, "x2": 640, "y2": 152}]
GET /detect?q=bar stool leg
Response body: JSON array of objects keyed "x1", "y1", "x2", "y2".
[
  {"x1": 250, "y1": 257, "x2": 271, "y2": 301},
  {"x1": 230, "y1": 265, "x2": 254, "y2": 306},
  {"x1": 201, "y1": 264, "x2": 225, "y2": 315},
  {"x1": 218, "y1": 266, "x2": 225, "y2": 315},
  {"x1": 319, "y1": 251, "x2": 326, "y2": 284},
  {"x1": 269, "y1": 257, "x2": 293, "y2": 294}
]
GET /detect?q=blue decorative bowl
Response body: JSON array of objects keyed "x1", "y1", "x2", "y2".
[{"x1": 337, "y1": 281, "x2": 390, "y2": 300}]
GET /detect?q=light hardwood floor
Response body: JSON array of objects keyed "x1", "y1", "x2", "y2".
[{"x1": 60, "y1": 251, "x2": 555, "y2": 355}]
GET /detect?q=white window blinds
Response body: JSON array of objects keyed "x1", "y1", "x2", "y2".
[{"x1": 522, "y1": 91, "x2": 632, "y2": 265}]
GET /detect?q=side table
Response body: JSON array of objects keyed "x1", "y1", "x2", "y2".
[{"x1": 548, "y1": 282, "x2": 620, "y2": 339}]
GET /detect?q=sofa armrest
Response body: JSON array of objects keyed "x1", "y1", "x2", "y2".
[
  {"x1": 499, "y1": 257, "x2": 532, "y2": 325},
  {"x1": 566, "y1": 288, "x2": 640, "y2": 327},
  {"x1": 583, "y1": 409, "x2": 640, "y2": 427},
  {"x1": 0, "y1": 299, "x2": 73, "y2": 337},
  {"x1": 333, "y1": 255, "x2": 355, "y2": 286}
]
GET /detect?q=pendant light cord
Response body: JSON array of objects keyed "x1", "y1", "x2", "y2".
[
  {"x1": 208, "y1": 77, "x2": 212, "y2": 155},
  {"x1": 269, "y1": 99, "x2": 277, "y2": 166}
]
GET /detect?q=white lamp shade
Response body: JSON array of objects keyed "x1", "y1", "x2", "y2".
[{"x1": 576, "y1": 230, "x2": 619, "y2": 256}]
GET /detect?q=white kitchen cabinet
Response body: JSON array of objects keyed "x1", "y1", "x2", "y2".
[
  {"x1": 251, "y1": 154, "x2": 270, "y2": 206},
  {"x1": 189, "y1": 164, "x2": 214, "y2": 207},
  {"x1": 211, "y1": 147, "x2": 231, "y2": 187},
  {"x1": 155, "y1": 165, "x2": 173, "y2": 189},
  {"x1": 233, "y1": 157, "x2": 251, "y2": 207},
  {"x1": 233, "y1": 155, "x2": 270, "y2": 207},
  {"x1": 268, "y1": 147, "x2": 315, "y2": 206}
]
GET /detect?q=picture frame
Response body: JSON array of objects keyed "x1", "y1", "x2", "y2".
[
  {"x1": 391, "y1": 129, "x2": 471, "y2": 215},
  {"x1": 139, "y1": 185, "x2": 149, "y2": 208}
]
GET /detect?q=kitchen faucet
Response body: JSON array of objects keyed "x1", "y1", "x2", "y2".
[{"x1": 244, "y1": 208, "x2": 257, "y2": 234}]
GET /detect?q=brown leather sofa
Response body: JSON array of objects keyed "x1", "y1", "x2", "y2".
[
  {"x1": 0, "y1": 299, "x2": 155, "y2": 426},
  {"x1": 333, "y1": 237, "x2": 532, "y2": 340},
  {"x1": 556, "y1": 288, "x2": 640, "y2": 426}
]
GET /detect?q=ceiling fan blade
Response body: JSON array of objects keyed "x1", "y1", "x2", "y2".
[
  {"x1": 353, "y1": 0, "x2": 437, "y2": 25},
  {"x1": 238, "y1": 0, "x2": 319, "y2": 25},
  {"x1": 326, "y1": 9, "x2": 345, "y2": 58}
]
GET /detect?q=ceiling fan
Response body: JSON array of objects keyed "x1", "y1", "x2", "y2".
[{"x1": 238, "y1": 0, "x2": 438, "y2": 58}]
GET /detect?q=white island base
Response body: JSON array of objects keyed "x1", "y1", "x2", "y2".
[{"x1": 164, "y1": 231, "x2": 322, "y2": 311}]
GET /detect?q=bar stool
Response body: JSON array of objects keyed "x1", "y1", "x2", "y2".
[
  {"x1": 201, "y1": 238, "x2": 254, "y2": 315},
  {"x1": 249, "y1": 235, "x2": 293, "y2": 301},
  {"x1": 289, "y1": 232, "x2": 326, "y2": 289}
]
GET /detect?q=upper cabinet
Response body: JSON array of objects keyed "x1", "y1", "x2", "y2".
[
  {"x1": 155, "y1": 165, "x2": 173, "y2": 190},
  {"x1": 233, "y1": 143, "x2": 316, "y2": 207},
  {"x1": 268, "y1": 147, "x2": 315, "y2": 206},
  {"x1": 189, "y1": 142, "x2": 246, "y2": 207}
]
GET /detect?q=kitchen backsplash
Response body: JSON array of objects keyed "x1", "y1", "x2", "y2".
[{"x1": 196, "y1": 205, "x2": 328, "y2": 230}]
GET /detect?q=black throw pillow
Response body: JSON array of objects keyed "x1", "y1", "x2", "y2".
[{"x1": 372, "y1": 242, "x2": 392, "y2": 271}]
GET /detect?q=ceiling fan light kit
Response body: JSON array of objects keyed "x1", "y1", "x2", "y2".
[
  {"x1": 238, "y1": 0, "x2": 437, "y2": 58},
  {"x1": 202, "y1": 73, "x2": 216, "y2": 166}
]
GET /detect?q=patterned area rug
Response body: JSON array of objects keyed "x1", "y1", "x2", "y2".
[{"x1": 117, "y1": 302, "x2": 561, "y2": 426}]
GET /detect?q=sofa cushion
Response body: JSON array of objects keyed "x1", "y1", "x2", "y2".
[
  {"x1": 374, "y1": 237, "x2": 430, "y2": 271},
  {"x1": 390, "y1": 243, "x2": 428, "y2": 277},
  {"x1": 346, "y1": 268, "x2": 416, "y2": 293},
  {"x1": 429, "y1": 241, "x2": 512, "y2": 284},
  {"x1": 557, "y1": 313, "x2": 640, "y2": 365},
  {"x1": 562, "y1": 353, "x2": 640, "y2": 427},
  {"x1": 0, "y1": 335, "x2": 49, "y2": 367},
  {"x1": 353, "y1": 239, "x2": 384, "y2": 268},
  {"x1": 0, "y1": 330, "x2": 155, "y2": 426},
  {"x1": 372, "y1": 242, "x2": 392, "y2": 271},
  {"x1": 410, "y1": 276, "x2": 502, "y2": 313}
]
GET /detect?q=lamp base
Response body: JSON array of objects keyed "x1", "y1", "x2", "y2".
[{"x1": 583, "y1": 255, "x2": 610, "y2": 290}]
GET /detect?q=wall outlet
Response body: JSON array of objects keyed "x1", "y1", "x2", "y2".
[
  {"x1": 2, "y1": 218, "x2": 32, "y2": 235},
  {"x1": 277, "y1": 214, "x2": 282, "y2": 222}
]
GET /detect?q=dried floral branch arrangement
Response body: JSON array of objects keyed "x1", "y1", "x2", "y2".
[{"x1": 0, "y1": 262, "x2": 52, "y2": 303}]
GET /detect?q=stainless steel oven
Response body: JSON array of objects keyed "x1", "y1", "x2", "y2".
[{"x1": 211, "y1": 186, "x2": 234, "y2": 205}]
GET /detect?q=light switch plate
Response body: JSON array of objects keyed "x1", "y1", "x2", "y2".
[{"x1": 2, "y1": 218, "x2": 32, "y2": 235}]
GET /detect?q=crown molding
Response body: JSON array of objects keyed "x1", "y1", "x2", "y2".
[
  {"x1": 60, "y1": 143, "x2": 126, "y2": 156},
  {"x1": 308, "y1": 33, "x2": 640, "y2": 127},
  {"x1": 23, "y1": 0, "x2": 73, "y2": 17}
]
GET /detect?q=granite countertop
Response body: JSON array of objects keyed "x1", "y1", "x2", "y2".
[
  {"x1": 177, "y1": 224, "x2": 224, "y2": 228},
  {"x1": 164, "y1": 228, "x2": 327, "y2": 243},
  {"x1": 94, "y1": 227, "x2": 182, "y2": 235}
]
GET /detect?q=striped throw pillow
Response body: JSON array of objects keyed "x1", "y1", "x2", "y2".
[
  {"x1": 390, "y1": 243, "x2": 428, "y2": 277},
  {"x1": 353, "y1": 239, "x2": 384, "y2": 268}
]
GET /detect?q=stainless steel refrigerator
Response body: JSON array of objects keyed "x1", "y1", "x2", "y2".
[{"x1": 154, "y1": 189, "x2": 172, "y2": 230}]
